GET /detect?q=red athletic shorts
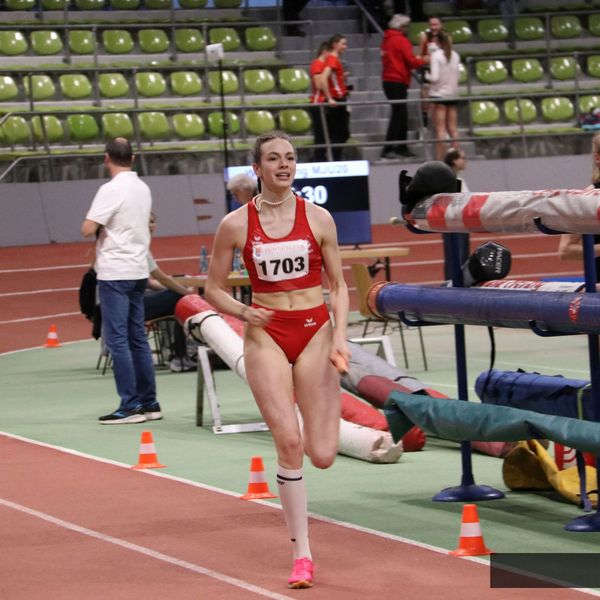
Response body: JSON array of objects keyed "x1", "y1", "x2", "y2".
[{"x1": 253, "y1": 303, "x2": 331, "y2": 364}]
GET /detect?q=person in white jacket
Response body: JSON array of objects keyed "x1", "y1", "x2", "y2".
[{"x1": 425, "y1": 31, "x2": 460, "y2": 160}]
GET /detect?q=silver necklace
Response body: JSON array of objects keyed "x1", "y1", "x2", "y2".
[{"x1": 253, "y1": 191, "x2": 294, "y2": 212}]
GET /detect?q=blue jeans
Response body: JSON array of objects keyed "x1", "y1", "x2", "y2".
[{"x1": 98, "y1": 279, "x2": 156, "y2": 412}]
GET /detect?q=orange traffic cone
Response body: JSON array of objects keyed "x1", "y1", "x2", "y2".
[
  {"x1": 449, "y1": 504, "x2": 492, "y2": 557},
  {"x1": 241, "y1": 456, "x2": 277, "y2": 500},
  {"x1": 132, "y1": 431, "x2": 166, "y2": 470},
  {"x1": 44, "y1": 324, "x2": 60, "y2": 348}
]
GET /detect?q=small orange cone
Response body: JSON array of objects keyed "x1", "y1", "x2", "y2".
[
  {"x1": 132, "y1": 431, "x2": 166, "y2": 470},
  {"x1": 449, "y1": 504, "x2": 492, "y2": 556},
  {"x1": 44, "y1": 324, "x2": 61, "y2": 348},
  {"x1": 241, "y1": 456, "x2": 277, "y2": 500}
]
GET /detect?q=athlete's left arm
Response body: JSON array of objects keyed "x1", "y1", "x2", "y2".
[{"x1": 315, "y1": 207, "x2": 350, "y2": 362}]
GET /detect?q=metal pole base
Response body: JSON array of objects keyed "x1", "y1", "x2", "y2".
[
  {"x1": 565, "y1": 512, "x2": 600, "y2": 532},
  {"x1": 433, "y1": 484, "x2": 505, "y2": 502}
]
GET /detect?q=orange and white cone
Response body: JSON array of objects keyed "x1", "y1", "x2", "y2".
[
  {"x1": 449, "y1": 504, "x2": 492, "y2": 556},
  {"x1": 44, "y1": 324, "x2": 60, "y2": 348},
  {"x1": 132, "y1": 431, "x2": 166, "y2": 470},
  {"x1": 241, "y1": 456, "x2": 277, "y2": 500}
]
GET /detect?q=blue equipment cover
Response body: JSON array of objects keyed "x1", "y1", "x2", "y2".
[
  {"x1": 372, "y1": 283, "x2": 600, "y2": 335},
  {"x1": 384, "y1": 392, "x2": 600, "y2": 456},
  {"x1": 475, "y1": 369, "x2": 593, "y2": 420}
]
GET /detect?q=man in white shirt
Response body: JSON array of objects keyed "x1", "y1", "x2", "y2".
[{"x1": 81, "y1": 138, "x2": 160, "y2": 424}]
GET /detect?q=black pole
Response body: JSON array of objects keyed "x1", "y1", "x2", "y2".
[{"x1": 218, "y1": 58, "x2": 229, "y2": 171}]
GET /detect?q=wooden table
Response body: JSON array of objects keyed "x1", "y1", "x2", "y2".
[{"x1": 174, "y1": 246, "x2": 410, "y2": 289}]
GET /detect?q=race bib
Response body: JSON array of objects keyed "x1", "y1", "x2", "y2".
[{"x1": 252, "y1": 239, "x2": 309, "y2": 282}]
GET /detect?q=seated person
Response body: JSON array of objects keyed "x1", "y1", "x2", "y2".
[{"x1": 226, "y1": 173, "x2": 258, "y2": 207}]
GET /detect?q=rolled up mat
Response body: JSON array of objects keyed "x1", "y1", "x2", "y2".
[
  {"x1": 341, "y1": 392, "x2": 389, "y2": 431},
  {"x1": 503, "y1": 440, "x2": 597, "y2": 509},
  {"x1": 369, "y1": 283, "x2": 600, "y2": 335},
  {"x1": 405, "y1": 188, "x2": 600, "y2": 234},
  {"x1": 338, "y1": 419, "x2": 403, "y2": 464},
  {"x1": 384, "y1": 392, "x2": 600, "y2": 456},
  {"x1": 175, "y1": 294, "x2": 244, "y2": 336},
  {"x1": 475, "y1": 369, "x2": 593, "y2": 420}
]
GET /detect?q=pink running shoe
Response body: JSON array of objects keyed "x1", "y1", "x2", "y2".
[{"x1": 288, "y1": 557, "x2": 314, "y2": 589}]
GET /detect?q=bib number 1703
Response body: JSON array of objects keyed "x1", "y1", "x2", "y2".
[{"x1": 257, "y1": 256, "x2": 306, "y2": 277}]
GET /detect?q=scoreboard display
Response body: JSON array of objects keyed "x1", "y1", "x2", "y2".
[{"x1": 225, "y1": 160, "x2": 372, "y2": 246}]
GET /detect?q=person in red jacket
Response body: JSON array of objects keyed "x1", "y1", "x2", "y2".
[{"x1": 380, "y1": 14, "x2": 427, "y2": 159}]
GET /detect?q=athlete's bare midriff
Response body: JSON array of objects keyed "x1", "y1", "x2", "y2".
[{"x1": 252, "y1": 285, "x2": 324, "y2": 311}]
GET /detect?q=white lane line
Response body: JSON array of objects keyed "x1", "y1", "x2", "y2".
[
  {"x1": 0, "y1": 287, "x2": 78, "y2": 298},
  {"x1": 0, "y1": 312, "x2": 79, "y2": 325},
  {"x1": 0, "y1": 496, "x2": 293, "y2": 600}
]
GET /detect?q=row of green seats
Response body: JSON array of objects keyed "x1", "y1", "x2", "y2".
[
  {"x1": 0, "y1": 26, "x2": 277, "y2": 56},
  {"x1": 408, "y1": 15, "x2": 600, "y2": 44},
  {"x1": 0, "y1": 68, "x2": 310, "y2": 101},
  {"x1": 472, "y1": 56, "x2": 600, "y2": 84},
  {"x1": 3, "y1": 0, "x2": 241, "y2": 10},
  {"x1": 470, "y1": 94, "x2": 600, "y2": 126},
  {"x1": 0, "y1": 108, "x2": 312, "y2": 146}
]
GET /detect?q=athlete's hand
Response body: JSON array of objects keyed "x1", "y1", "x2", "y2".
[
  {"x1": 330, "y1": 340, "x2": 351, "y2": 374},
  {"x1": 242, "y1": 306, "x2": 274, "y2": 327}
]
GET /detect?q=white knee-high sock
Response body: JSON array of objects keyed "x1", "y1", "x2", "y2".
[{"x1": 277, "y1": 465, "x2": 311, "y2": 560}]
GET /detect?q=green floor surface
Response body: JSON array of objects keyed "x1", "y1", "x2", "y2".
[{"x1": 3, "y1": 322, "x2": 600, "y2": 557}]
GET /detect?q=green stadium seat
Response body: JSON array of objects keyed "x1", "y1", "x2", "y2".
[
  {"x1": 172, "y1": 113, "x2": 205, "y2": 139},
  {"x1": 175, "y1": 28, "x2": 204, "y2": 53},
  {"x1": 145, "y1": 0, "x2": 171, "y2": 7},
  {"x1": 75, "y1": 0, "x2": 105, "y2": 7},
  {"x1": 0, "y1": 116, "x2": 30, "y2": 146},
  {"x1": 24, "y1": 75, "x2": 56, "y2": 101},
  {"x1": 444, "y1": 20, "x2": 473, "y2": 44},
  {"x1": 504, "y1": 98, "x2": 537, "y2": 124},
  {"x1": 69, "y1": 30, "x2": 96, "y2": 55},
  {"x1": 98, "y1": 73, "x2": 129, "y2": 98},
  {"x1": 67, "y1": 114, "x2": 99, "y2": 142},
  {"x1": 138, "y1": 112, "x2": 170, "y2": 141},
  {"x1": 208, "y1": 28, "x2": 241, "y2": 52},
  {"x1": 31, "y1": 30, "x2": 64, "y2": 56},
  {"x1": 475, "y1": 60, "x2": 508, "y2": 84},
  {"x1": 109, "y1": 0, "x2": 140, "y2": 7},
  {"x1": 5, "y1": 0, "x2": 36, "y2": 8},
  {"x1": 587, "y1": 56, "x2": 600, "y2": 78},
  {"x1": 170, "y1": 71, "x2": 202, "y2": 96},
  {"x1": 511, "y1": 58, "x2": 543, "y2": 83},
  {"x1": 580, "y1": 95, "x2": 600, "y2": 113},
  {"x1": 135, "y1": 72, "x2": 167, "y2": 97},
  {"x1": 458, "y1": 62, "x2": 467, "y2": 85},
  {"x1": 589, "y1": 14, "x2": 600, "y2": 37},
  {"x1": 279, "y1": 109, "x2": 311, "y2": 134},
  {"x1": 59, "y1": 74, "x2": 92, "y2": 99},
  {"x1": 102, "y1": 112, "x2": 134, "y2": 138},
  {"x1": 32, "y1": 115, "x2": 64, "y2": 143},
  {"x1": 139, "y1": 29, "x2": 170, "y2": 54},
  {"x1": 541, "y1": 96, "x2": 575, "y2": 122},
  {"x1": 208, "y1": 70, "x2": 239, "y2": 95},
  {"x1": 470, "y1": 100, "x2": 500, "y2": 126},
  {"x1": 213, "y1": 0, "x2": 242, "y2": 6},
  {"x1": 515, "y1": 17, "x2": 545, "y2": 41},
  {"x1": 245, "y1": 27, "x2": 277, "y2": 51},
  {"x1": 477, "y1": 18, "x2": 508, "y2": 42},
  {"x1": 179, "y1": 0, "x2": 207, "y2": 7},
  {"x1": 0, "y1": 76, "x2": 19, "y2": 101},
  {"x1": 551, "y1": 15, "x2": 582, "y2": 39},
  {"x1": 41, "y1": 0, "x2": 69, "y2": 8},
  {"x1": 0, "y1": 31, "x2": 28, "y2": 56},
  {"x1": 103, "y1": 30, "x2": 134, "y2": 54},
  {"x1": 408, "y1": 22, "x2": 427, "y2": 45},
  {"x1": 245, "y1": 110, "x2": 275, "y2": 135},
  {"x1": 278, "y1": 68, "x2": 310, "y2": 93},
  {"x1": 550, "y1": 57, "x2": 578, "y2": 81},
  {"x1": 207, "y1": 111, "x2": 240, "y2": 137},
  {"x1": 243, "y1": 69, "x2": 275, "y2": 94}
]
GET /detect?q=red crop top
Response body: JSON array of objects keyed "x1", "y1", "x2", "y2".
[{"x1": 243, "y1": 196, "x2": 323, "y2": 293}]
